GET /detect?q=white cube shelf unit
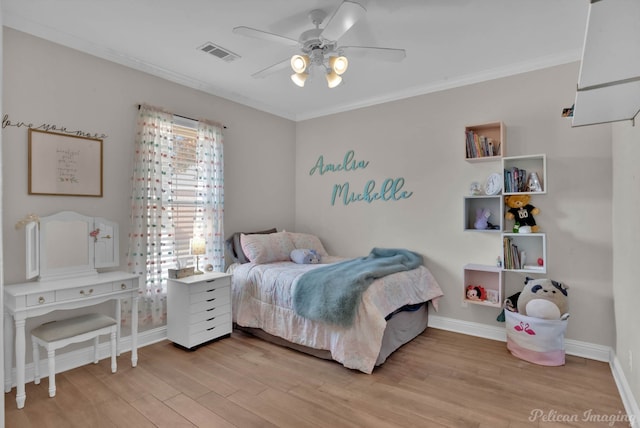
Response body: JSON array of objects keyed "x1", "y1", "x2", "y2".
[
  {"x1": 502, "y1": 154, "x2": 547, "y2": 195},
  {"x1": 462, "y1": 122, "x2": 549, "y2": 308},
  {"x1": 502, "y1": 232, "x2": 547, "y2": 273},
  {"x1": 463, "y1": 195, "x2": 503, "y2": 232},
  {"x1": 463, "y1": 264, "x2": 503, "y2": 308}
]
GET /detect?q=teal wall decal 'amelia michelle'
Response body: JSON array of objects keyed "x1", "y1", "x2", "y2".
[{"x1": 308, "y1": 150, "x2": 413, "y2": 206}]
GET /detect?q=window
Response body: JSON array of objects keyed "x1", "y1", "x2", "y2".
[
  {"x1": 128, "y1": 105, "x2": 224, "y2": 327},
  {"x1": 167, "y1": 121, "x2": 205, "y2": 268}
]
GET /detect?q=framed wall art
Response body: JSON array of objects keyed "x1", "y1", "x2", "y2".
[{"x1": 28, "y1": 129, "x2": 103, "y2": 197}]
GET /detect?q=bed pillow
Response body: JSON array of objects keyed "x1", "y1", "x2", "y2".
[
  {"x1": 226, "y1": 228, "x2": 277, "y2": 264},
  {"x1": 288, "y1": 232, "x2": 329, "y2": 256},
  {"x1": 241, "y1": 231, "x2": 295, "y2": 264}
]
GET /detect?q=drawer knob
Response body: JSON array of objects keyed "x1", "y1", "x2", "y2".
[
  {"x1": 120, "y1": 283, "x2": 127, "y2": 290},
  {"x1": 38, "y1": 296, "x2": 45, "y2": 304},
  {"x1": 80, "y1": 288, "x2": 94, "y2": 296}
]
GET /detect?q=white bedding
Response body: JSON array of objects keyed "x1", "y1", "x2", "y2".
[{"x1": 231, "y1": 257, "x2": 444, "y2": 373}]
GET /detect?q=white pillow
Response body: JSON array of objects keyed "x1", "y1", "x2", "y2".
[
  {"x1": 288, "y1": 232, "x2": 328, "y2": 256},
  {"x1": 240, "y1": 232, "x2": 295, "y2": 264}
]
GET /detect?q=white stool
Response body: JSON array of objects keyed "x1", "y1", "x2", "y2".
[{"x1": 31, "y1": 313, "x2": 118, "y2": 398}]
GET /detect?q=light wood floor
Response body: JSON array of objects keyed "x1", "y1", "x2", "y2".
[{"x1": 5, "y1": 328, "x2": 629, "y2": 427}]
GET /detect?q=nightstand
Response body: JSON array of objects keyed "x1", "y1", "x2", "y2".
[{"x1": 167, "y1": 271, "x2": 232, "y2": 349}]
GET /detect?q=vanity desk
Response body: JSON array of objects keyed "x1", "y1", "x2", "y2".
[
  {"x1": 3, "y1": 211, "x2": 141, "y2": 409},
  {"x1": 4, "y1": 272, "x2": 140, "y2": 408}
]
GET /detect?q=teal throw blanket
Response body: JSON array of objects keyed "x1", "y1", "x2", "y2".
[{"x1": 292, "y1": 247, "x2": 423, "y2": 327}]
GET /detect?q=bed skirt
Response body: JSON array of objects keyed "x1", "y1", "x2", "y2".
[{"x1": 234, "y1": 303, "x2": 429, "y2": 368}]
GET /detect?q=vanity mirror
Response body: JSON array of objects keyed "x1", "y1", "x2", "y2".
[{"x1": 26, "y1": 211, "x2": 119, "y2": 281}]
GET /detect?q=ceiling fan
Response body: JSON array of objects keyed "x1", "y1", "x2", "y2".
[{"x1": 233, "y1": 0, "x2": 406, "y2": 88}]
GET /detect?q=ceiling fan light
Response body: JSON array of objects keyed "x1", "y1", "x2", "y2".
[
  {"x1": 290, "y1": 54, "x2": 309, "y2": 73},
  {"x1": 291, "y1": 72, "x2": 308, "y2": 87},
  {"x1": 329, "y1": 56, "x2": 348, "y2": 75},
  {"x1": 326, "y1": 71, "x2": 342, "y2": 88}
]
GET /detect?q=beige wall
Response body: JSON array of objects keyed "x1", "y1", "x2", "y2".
[
  {"x1": 1, "y1": 26, "x2": 624, "y2": 369},
  {"x1": 295, "y1": 62, "x2": 615, "y2": 347},
  {"x1": 612, "y1": 120, "x2": 640, "y2": 413},
  {"x1": 2, "y1": 28, "x2": 296, "y2": 286}
]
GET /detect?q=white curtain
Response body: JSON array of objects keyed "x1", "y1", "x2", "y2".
[
  {"x1": 196, "y1": 121, "x2": 225, "y2": 272},
  {"x1": 125, "y1": 105, "x2": 175, "y2": 328},
  {"x1": 124, "y1": 105, "x2": 225, "y2": 329}
]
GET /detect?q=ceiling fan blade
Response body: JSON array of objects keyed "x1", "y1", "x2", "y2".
[
  {"x1": 233, "y1": 26, "x2": 299, "y2": 47},
  {"x1": 341, "y1": 46, "x2": 407, "y2": 62},
  {"x1": 251, "y1": 58, "x2": 291, "y2": 79},
  {"x1": 320, "y1": 1, "x2": 366, "y2": 42}
]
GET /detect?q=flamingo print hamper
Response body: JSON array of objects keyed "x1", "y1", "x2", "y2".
[{"x1": 505, "y1": 309, "x2": 568, "y2": 366}]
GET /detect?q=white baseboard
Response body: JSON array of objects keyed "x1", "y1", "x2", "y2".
[
  {"x1": 6, "y1": 326, "x2": 168, "y2": 388},
  {"x1": 427, "y1": 314, "x2": 610, "y2": 361},
  {"x1": 428, "y1": 314, "x2": 638, "y2": 427},
  {"x1": 610, "y1": 351, "x2": 640, "y2": 428}
]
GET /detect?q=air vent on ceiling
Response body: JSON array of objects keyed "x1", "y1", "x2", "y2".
[{"x1": 198, "y1": 42, "x2": 240, "y2": 62}]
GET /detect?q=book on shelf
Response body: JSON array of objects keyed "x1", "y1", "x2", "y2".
[
  {"x1": 503, "y1": 237, "x2": 522, "y2": 269},
  {"x1": 466, "y1": 130, "x2": 500, "y2": 158},
  {"x1": 504, "y1": 167, "x2": 527, "y2": 192}
]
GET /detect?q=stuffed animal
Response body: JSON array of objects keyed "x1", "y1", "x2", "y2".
[
  {"x1": 504, "y1": 194, "x2": 540, "y2": 232},
  {"x1": 474, "y1": 208, "x2": 490, "y2": 230},
  {"x1": 290, "y1": 248, "x2": 320, "y2": 264},
  {"x1": 466, "y1": 285, "x2": 486, "y2": 301},
  {"x1": 517, "y1": 277, "x2": 569, "y2": 320}
]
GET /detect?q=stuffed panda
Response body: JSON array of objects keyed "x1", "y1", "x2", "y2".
[{"x1": 517, "y1": 277, "x2": 569, "y2": 320}]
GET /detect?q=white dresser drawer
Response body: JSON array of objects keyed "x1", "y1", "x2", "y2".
[
  {"x1": 191, "y1": 311, "x2": 231, "y2": 333},
  {"x1": 189, "y1": 285, "x2": 230, "y2": 306},
  {"x1": 190, "y1": 293, "x2": 231, "y2": 314},
  {"x1": 190, "y1": 302, "x2": 231, "y2": 324},
  {"x1": 56, "y1": 282, "x2": 113, "y2": 301},
  {"x1": 187, "y1": 277, "x2": 231, "y2": 295},
  {"x1": 26, "y1": 292, "x2": 55, "y2": 307},
  {"x1": 113, "y1": 279, "x2": 135, "y2": 291},
  {"x1": 189, "y1": 314, "x2": 233, "y2": 344}
]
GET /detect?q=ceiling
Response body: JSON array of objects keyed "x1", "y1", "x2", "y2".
[{"x1": 2, "y1": 0, "x2": 589, "y2": 121}]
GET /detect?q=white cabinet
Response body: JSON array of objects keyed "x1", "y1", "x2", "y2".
[{"x1": 167, "y1": 272, "x2": 232, "y2": 349}]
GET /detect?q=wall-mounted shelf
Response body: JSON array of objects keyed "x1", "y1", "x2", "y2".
[
  {"x1": 463, "y1": 195, "x2": 503, "y2": 232},
  {"x1": 502, "y1": 154, "x2": 547, "y2": 195},
  {"x1": 502, "y1": 233, "x2": 547, "y2": 273},
  {"x1": 463, "y1": 264, "x2": 503, "y2": 308},
  {"x1": 463, "y1": 121, "x2": 549, "y2": 307},
  {"x1": 465, "y1": 122, "x2": 505, "y2": 162}
]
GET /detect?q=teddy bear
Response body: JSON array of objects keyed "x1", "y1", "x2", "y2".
[
  {"x1": 504, "y1": 194, "x2": 540, "y2": 232},
  {"x1": 290, "y1": 248, "x2": 321, "y2": 264},
  {"x1": 516, "y1": 277, "x2": 569, "y2": 320}
]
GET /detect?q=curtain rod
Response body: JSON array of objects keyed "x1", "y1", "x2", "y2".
[{"x1": 137, "y1": 104, "x2": 227, "y2": 129}]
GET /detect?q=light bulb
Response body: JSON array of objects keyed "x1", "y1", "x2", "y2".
[
  {"x1": 291, "y1": 72, "x2": 308, "y2": 87},
  {"x1": 329, "y1": 56, "x2": 348, "y2": 75},
  {"x1": 290, "y1": 55, "x2": 309, "y2": 73},
  {"x1": 326, "y1": 71, "x2": 342, "y2": 88}
]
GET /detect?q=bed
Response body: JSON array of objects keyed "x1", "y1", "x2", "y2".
[{"x1": 226, "y1": 230, "x2": 444, "y2": 374}]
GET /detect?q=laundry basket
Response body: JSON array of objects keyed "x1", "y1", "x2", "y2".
[{"x1": 505, "y1": 309, "x2": 568, "y2": 366}]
